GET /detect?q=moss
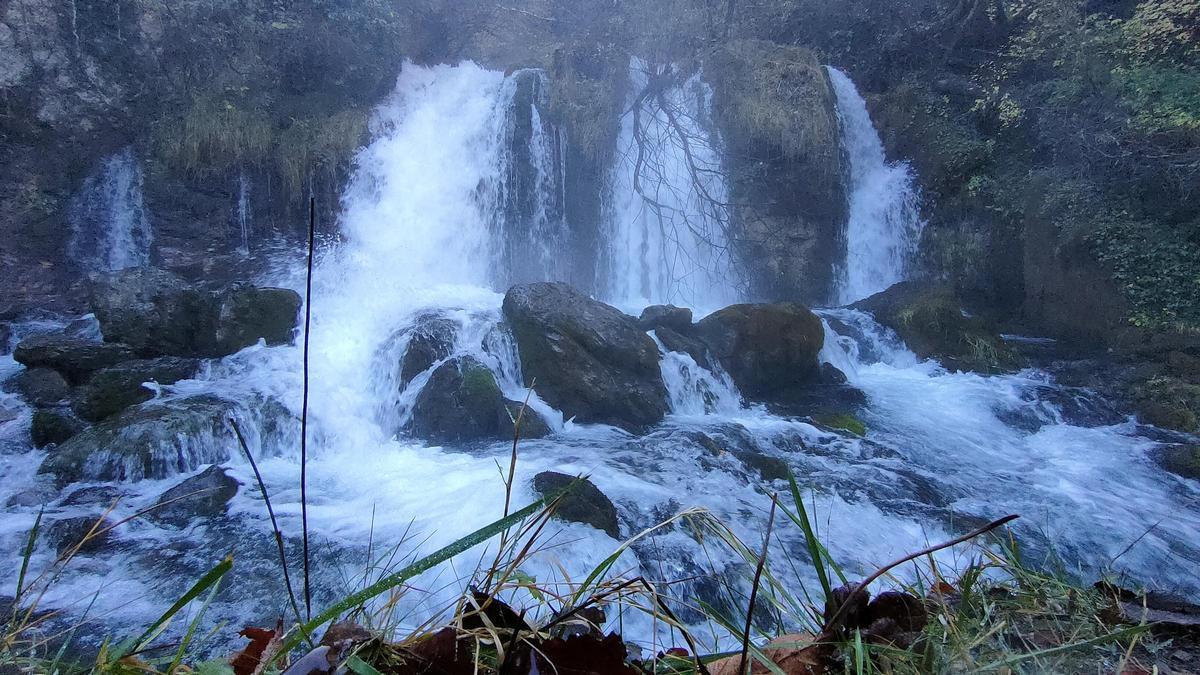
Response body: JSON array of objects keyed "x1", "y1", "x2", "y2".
[
  {"x1": 813, "y1": 413, "x2": 867, "y2": 437},
  {"x1": 1157, "y1": 445, "x2": 1200, "y2": 480},
  {"x1": 1133, "y1": 376, "x2": 1200, "y2": 432},
  {"x1": 460, "y1": 361, "x2": 502, "y2": 403}
]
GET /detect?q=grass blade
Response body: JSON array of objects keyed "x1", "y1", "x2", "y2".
[
  {"x1": 786, "y1": 471, "x2": 833, "y2": 598},
  {"x1": 115, "y1": 554, "x2": 233, "y2": 660},
  {"x1": 13, "y1": 508, "x2": 43, "y2": 608}
]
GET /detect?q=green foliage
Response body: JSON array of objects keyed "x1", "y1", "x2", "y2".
[
  {"x1": 1113, "y1": 64, "x2": 1200, "y2": 133},
  {"x1": 1091, "y1": 215, "x2": 1200, "y2": 327},
  {"x1": 813, "y1": 413, "x2": 866, "y2": 437},
  {"x1": 1126, "y1": 0, "x2": 1200, "y2": 64}
]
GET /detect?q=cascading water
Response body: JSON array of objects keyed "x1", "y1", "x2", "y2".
[
  {"x1": 233, "y1": 171, "x2": 252, "y2": 255},
  {"x1": 603, "y1": 60, "x2": 739, "y2": 312},
  {"x1": 67, "y1": 147, "x2": 154, "y2": 272},
  {"x1": 2, "y1": 60, "x2": 1199, "y2": 659},
  {"x1": 828, "y1": 67, "x2": 924, "y2": 306}
]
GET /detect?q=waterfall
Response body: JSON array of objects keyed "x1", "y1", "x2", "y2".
[
  {"x1": 653, "y1": 332, "x2": 743, "y2": 416},
  {"x1": 828, "y1": 67, "x2": 924, "y2": 305},
  {"x1": 602, "y1": 60, "x2": 739, "y2": 312},
  {"x1": 234, "y1": 171, "x2": 251, "y2": 255},
  {"x1": 67, "y1": 147, "x2": 154, "y2": 272}
]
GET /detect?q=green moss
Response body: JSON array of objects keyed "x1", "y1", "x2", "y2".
[
  {"x1": 1158, "y1": 445, "x2": 1200, "y2": 480},
  {"x1": 814, "y1": 413, "x2": 867, "y2": 437},
  {"x1": 1133, "y1": 376, "x2": 1200, "y2": 432},
  {"x1": 461, "y1": 362, "x2": 502, "y2": 403}
]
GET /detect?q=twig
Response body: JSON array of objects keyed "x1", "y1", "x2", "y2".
[
  {"x1": 822, "y1": 514, "x2": 1019, "y2": 634},
  {"x1": 301, "y1": 196, "x2": 316, "y2": 620},
  {"x1": 230, "y1": 418, "x2": 310, "y2": 646},
  {"x1": 738, "y1": 494, "x2": 777, "y2": 675}
]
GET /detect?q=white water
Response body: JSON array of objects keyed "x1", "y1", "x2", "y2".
[
  {"x1": 603, "y1": 60, "x2": 739, "y2": 312},
  {"x1": 234, "y1": 171, "x2": 251, "y2": 255},
  {"x1": 828, "y1": 68, "x2": 924, "y2": 305},
  {"x1": 68, "y1": 147, "x2": 154, "y2": 272},
  {"x1": 1, "y1": 61, "x2": 1198, "y2": 658}
]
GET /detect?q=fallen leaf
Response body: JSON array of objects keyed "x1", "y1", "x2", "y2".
[
  {"x1": 708, "y1": 633, "x2": 832, "y2": 675},
  {"x1": 533, "y1": 633, "x2": 640, "y2": 674},
  {"x1": 403, "y1": 628, "x2": 476, "y2": 675},
  {"x1": 231, "y1": 623, "x2": 280, "y2": 675}
]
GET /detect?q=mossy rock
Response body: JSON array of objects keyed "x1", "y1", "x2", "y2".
[
  {"x1": 1157, "y1": 445, "x2": 1200, "y2": 480},
  {"x1": 1133, "y1": 376, "x2": 1200, "y2": 433},
  {"x1": 71, "y1": 357, "x2": 200, "y2": 422},
  {"x1": 31, "y1": 408, "x2": 86, "y2": 448},
  {"x1": 813, "y1": 413, "x2": 867, "y2": 437},
  {"x1": 695, "y1": 303, "x2": 825, "y2": 400},
  {"x1": 410, "y1": 356, "x2": 508, "y2": 443},
  {"x1": 854, "y1": 282, "x2": 1019, "y2": 373}
]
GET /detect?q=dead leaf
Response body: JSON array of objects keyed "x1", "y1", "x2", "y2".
[
  {"x1": 708, "y1": 633, "x2": 833, "y2": 675},
  {"x1": 403, "y1": 628, "x2": 477, "y2": 675},
  {"x1": 231, "y1": 622, "x2": 281, "y2": 675},
  {"x1": 533, "y1": 633, "x2": 640, "y2": 675}
]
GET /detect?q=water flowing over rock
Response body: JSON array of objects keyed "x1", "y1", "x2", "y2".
[
  {"x1": 13, "y1": 335, "x2": 136, "y2": 384},
  {"x1": 90, "y1": 267, "x2": 300, "y2": 358},
  {"x1": 67, "y1": 147, "x2": 154, "y2": 273},
  {"x1": 695, "y1": 303, "x2": 825, "y2": 401},
  {"x1": 503, "y1": 282, "x2": 668, "y2": 432}
]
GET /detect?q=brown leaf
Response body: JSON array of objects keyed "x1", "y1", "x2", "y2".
[
  {"x1": 708, "y1": 633, "x2": 833, "y2": 675},
  {"x1": 823, "y1": 583, "x2": 870, "y2": 634},
  {"x1": 231, "y1": 624, "x2": 279, "y2": 675},
  {"x1": 533, "y1": 633, "x2": 640, "y2": 675},
  {"x1": 864, "y1": 591, "x2": 928, "y2": 633},
  {"x1": 403, "y1": 628, "x2": 477, "y2": 675},
  {"x1": 461, "y1": 589, "x2": 532, "y2": 632}
]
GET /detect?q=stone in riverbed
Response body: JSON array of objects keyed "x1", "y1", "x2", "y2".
[
  {"x1": 90, "y1": 267, "x2": 301, "y2": 358},
  {"x1": 149, "y1": 465, "x2": 241, "y2": 525},
  {"x1": 10, "y1": 367, "x2": 70, "y2": 406},
  {"x1": 1157, "y1": 445, "x2": 1200, "y2": 480},
  {"x1": 71, "y1": 357, "x2": 201, "y2": 422},
  {"x1": 410, "y1": 356, "x2": 505, "y2": 442},
  {"x1": 503, "y1": 283, "x2": 668, "y2": 433},
  {"x1": 637, "y1": 305, "x2": 693, "y2": 333},
  {"x1": 500, "y1": 398, "x2": 551, "y2": 440},
  {"x1": 695, "y1": 303, "x2": 825, "y2": 400},
  {"x1": 47, "y1": 515, "x2": 115, "y2": 556},
  {"x1": 397, "y1": 314, "x2": 457, "y2": 387},
  {"x1": 13, "y1": 334, "x2": 135, "y2": 384},
  {"x1": 31, "y1": 408, "x2": 86, "y2": 448},
  {"x1": 532, "y1": 471, "x2": 620, "y2": 539}
]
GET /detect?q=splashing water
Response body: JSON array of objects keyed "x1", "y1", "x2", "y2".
[
  {"x1": 602, "y1": 60, "x2": 739, "y2": 313},
  {"x1": 828, "y1": 67, "x2": 924, "y2": 305},
  {"x1": 68, "y1": 147, "x2": 154, "y2": 272}
]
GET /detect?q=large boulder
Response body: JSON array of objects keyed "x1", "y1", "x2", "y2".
[
  {"x1": 637, "y1": 305, "x2": 693, "y2": 333},
  {"x1": 31, "y1": 408, "x2": 86, "y2": 448},
  {"x1": 10, "y1": 367, "x2": 70, "y2": 406},
  {"x1": 410, "y1": 356, "x2": 506, "y2": 443},
  {"x1": 396, "y1": 313, "x2": 458, "y2": 387},
  {"x1": 502, "y1": 283, "x2": 668, "y2": 432},
  {"x1": 90, "y1": 268, "x2": 301, "y2": 358},
  {"x1": 149, "y1": 465, "x2": 241, "y2": 525},
  {"x1": 695, "y1": 303, "x2": 825, "y2": 400},
  {"x1": 39, "y1": 395, "x2": 290, "y2": 484},
  {"x1": 71, "y1": 357, "x2": 200, "y2": 422},
  {"x1": 853, "y1": 282, "x2": 1019, "y2": 373},
  {"x1": 47, "y1": 516, "x2": 115, "y2": 556},
  {"x1": 13, "y1": 334, "x2": 135, "y2": 384},
  {"x1": 532, "y1": 472, "x2": 620, "y2": 539}
]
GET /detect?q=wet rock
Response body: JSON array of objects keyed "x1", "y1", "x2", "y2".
[
  {"x1": 0, "y1": 400, "x2": 21, "y2": 424},
  {"x1": 532, "y1": 472, "x2": 620, "y2": 539},
  {"x1": 812, "y1": 413, "x2": 867, "y2": 437},
  {"x1": 695, "y1": 303, "x2": 825, "y2": 400},
  {"x1": 47, "y1": 515, "x2": 114, "y2": 556},
  {"x1": 10, "y1": 367, "x2": 70, "y2": 406},
  {"x1": 410, "y1": 356, "x2": 505, "y2": 443},
  {"x1": 39, "y1": 395, "x2": 271, "y2": 484},
  {"x1": 501, "y1": 399, "x2": 552, "y2": 440},
  {"x1": 654, "y1": 326, "x2": 712, "y2": 370},
  {"x1": 1157, "y1": 445, "x2": 1200, "y2": 480},
  {"x1": 60, "y1": 485, "x2": 123, "y2": 507},
  {"x1": 733, "y1": 451, "x2": 791, "y2": 482},
  {"x1": 13, "y1": 334, "x2": 135, "y2": 384},
  {"x1": 150, "y1": 465, "x2": 241, "y2": 525},
  {"x1": 1133, "y1": 376, "x2": 1200, "y2": 433},
  {"x1": 637, "y1": 305, "x2": 693, "y2": 333},
  {"x1": 853, "y1": 282, "x2": 1018, "y2": 373},
  {"x1": 819, "y1": 362, "x2": 848, "y2": 385},
  {"x1": 90, "y1": 267, "x2": 301, "y2": 358},
  {"x1": 31, "y1": 408, "x2": 86, "y2": 448},
  {"x1": 503, "y1": 283, "x2": 668, "y2": 433},
  {"x1": 71, "y1": 357, "x2": 200, "y2": 422},
  {"x1": 398, "y1": 314, "x2": 457, "y2": 387},
  {"x1": 6, "y1": 484, "x2": 56, "y2": 508}
]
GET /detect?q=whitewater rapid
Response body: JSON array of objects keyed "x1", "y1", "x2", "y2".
[{"x1": 0, "y1": 61, "x2": 1197, "y2": 656}]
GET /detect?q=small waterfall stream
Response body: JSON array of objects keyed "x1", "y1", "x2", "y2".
[
  {"x1": 67, "y1": 147, "x2": 154, "y2": 272},
  {"x1": 828, "y1": 67, "x2": 924, "y2": 305},
  {"x1": 1, "y1": 61, "x2": 1197, "y2": 656}
]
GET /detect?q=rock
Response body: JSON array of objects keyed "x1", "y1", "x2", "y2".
[
  {"x1": 150, "y1": 465, "x2": 241, "y2": 524},
  {"x1": 13, "y1": 334, "x2": 135, "y2": 384},
  {"x1": 733, "y1": 451, "x2": 791, "y2": 482},
  {"x1": 853, "y1": 282, "x2": 1019, "y2": 373},
  {"x1": 90, "y1": 267, "x2": 300, "y2": 358},
  {"x1": 60, "y1": 485, "x2": 123, "y2": 507},
  {"x1": 500, "y1": 399, "x2": 552, "y2": 440},
  {"x1": 532, "y1": 472, "x2": 620, "y2": 539},
  {"x1": 820, "y1": 362, "x2": 848, "y2": 386},
  {"x1": 1157, "y1": 445, "x2": 1200, "y2": 480},
  {"x1": 653, "y1": 326, "x2": 712, "y2": 370},
  {"x1": 39, "y1": 395, "x2": 279, "y2": 484},
  {"x1": 6, "y1": 484, "x2": 55, "y2": 508},
  {"x1": 503, "y1": 283, "x2": 668, "y2": 432},
  {"x1": 1133, "y1": 376, "x2": 1200, "y2": 433},
  {"x1": 813, "y1": 413, "x2": 867, "y2": 437},
  {"x1": 47, "y1": 516, "x2": 114, "y2": 556},
  {"x1": 637, "y1": 305, "x2": 693, "y2": 333},
  {"x1": 213, "y1": 284, "x2": 303, "y2": 354},
  {"x1": 0, "y1": 400, "x2": 20, "y2": 424},
  {"x1": 398, "y1": 314, "x2": 457, "y2": 387},
  {"x1": 410, "y1": 356, "x2": 505, "y2": 443},
  {"x1": 71, "y1": 357, "x2": 200, "y2": 422},
  {"x1": 695, "y1": 303, "x2": 825, "y2": 400},
  {"x1": 31, "y1": 408, "x2": 86, "y2": 447},
  {"x1": 10, "y1": 367, "x2": 70, "y2": 406}
]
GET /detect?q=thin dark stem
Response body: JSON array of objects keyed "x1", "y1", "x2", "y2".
[
  {"x1": 738, "y1": 494, "x2": 777, "y2": 675},
  {"x1": 230, "y1": 418, "x2": 311, "y2": 646},
  {"x1": 301, "y1": 196, "x2": 316, "y2": 620}
]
